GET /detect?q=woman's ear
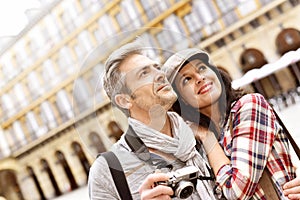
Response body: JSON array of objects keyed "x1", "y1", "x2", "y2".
[{"x1": 115, "y1": 94, "x2": 132, "y2": 109}]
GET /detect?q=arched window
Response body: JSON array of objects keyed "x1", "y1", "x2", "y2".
[
  {"x1": 40, "y1": 159, "x2": 61, "y2": 197},
  {"x1": 276, "y1": 28, "x2": 300, "y2": 86},
  {"x1": 88, "y1": 132, "x2": 106, "y2": 153},
  {"x1": 27, "y1": 166, "x2": 46, "y2": 200},
  {"x1": 0, "y1": 170, "x2": 24, "y2": 200},
  {"x1": 108, "y1": 121, "x2": 123, "y2": 141},
  {"x1": 276, "y1": 28, "x2": 300, "y2": 55},
  {"x1": 240, "y1": 48, "x2": 282, "y2": 98},
  {"x1": 71, "y1": 142, "x2": 90, "y2": 179},
  {"x1": 55, "y1": 151, "x2": 78, "y2": 190}
]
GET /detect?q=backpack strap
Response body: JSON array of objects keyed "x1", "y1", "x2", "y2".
[{"x1": 100, "y1": 151, "x2": 133, "y2": 200}]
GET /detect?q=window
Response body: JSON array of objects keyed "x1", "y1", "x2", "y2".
[
  {"x1": 1, "y1": 52, "x2": 19, "y2": 81},
  {"x1": 29, "y1": 26, "x2": 46, "y2": 57},
  {"x1": 89, "y1": 64, "x2": 105, "y2": 103},
  {"x1": 116, "y1": 0, "x2": 142, "y2": 30},
  {"x1": 58, "y1": 47, "x2": 75, "y2": 74},
  {"x1": 73, "y1": 78, "x2": 92, "y2": 112},
  {"x1": 56, "y1": 90, "x2": 74, "y2": 122},
  {"x1": 98, "y1": 15, "x2": 117, "y2": 38},
  {"x1": 1, "y1": 94, "x2": 16, "y2": 118},
  {"x1": 40, "y1": 101, "x2": 58, "y2": 129},
  {"x1": 44, "y1": 14, "x2": 61, "y2": 43},
  {"x1": 26, "y1": 111, "x2": 47, "y2": 139},
  {"x1": 0, "y1": 130, "x2": 11, "y2": 158},
  {"x1": 75, "y1": 31, "x2": 93, "y2": 59},
  {"x1": 163, "y1": 15, "x2": 189, "y2": 51},
  {"x1": 42, "y1": 59, "x2": 60, "y2": 89},
  {"x1": 12, "y1": 121, "x2": 27, "y2": 149},
  {"x1": 13, "y1": 83, "x2": 29, "y2": 109},
  {"x1": 27, "y1": 71, "x2": 44, "y2": 99}
]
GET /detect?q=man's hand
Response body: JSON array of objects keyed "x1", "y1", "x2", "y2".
[
  {"x1": 283, "y1": 177, "x2": 300, "y2": 200},
  {"x1": 139, "y1": 173, "x2": 174, "y2": 200}
]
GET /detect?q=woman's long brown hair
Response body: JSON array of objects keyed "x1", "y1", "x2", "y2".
[{"x1": 171, "y1": 63, "x2": 244, "y2": 136}]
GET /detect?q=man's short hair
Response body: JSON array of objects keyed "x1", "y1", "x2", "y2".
[{"x1": 103, "y1": 40, "x2": 145, "y2": 114}]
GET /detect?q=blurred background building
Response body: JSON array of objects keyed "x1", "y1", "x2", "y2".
[{"x1": 0, "y1": 0, "x2": 299, "y2": 199}]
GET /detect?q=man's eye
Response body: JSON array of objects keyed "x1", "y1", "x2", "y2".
[{"x1": 140, "y1": 70, "x2": 148, "y2": 77}]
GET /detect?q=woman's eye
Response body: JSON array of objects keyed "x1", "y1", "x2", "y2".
[
  {"x1": 197, "y1": 65, "x2": 206, "y2": 72},
  {"x1": 182, "y1": 77, "x2": 191, "y2": 85}
]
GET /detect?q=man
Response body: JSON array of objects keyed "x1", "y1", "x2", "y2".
[{"x1": 88, "y1": 40, "x2": 218, "y2": 199}]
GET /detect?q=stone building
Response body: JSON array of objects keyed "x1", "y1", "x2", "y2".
[{"x1": 0, "y1": 0, "x2": 299, "y2": 199}]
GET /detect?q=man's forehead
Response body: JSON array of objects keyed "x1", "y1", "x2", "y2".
[{"x1": 120, "y1": 54, "x2": 159, "y2": 74}]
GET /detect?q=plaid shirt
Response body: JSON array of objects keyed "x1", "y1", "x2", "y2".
[{"x1": 216, "y1": 93, "x2": 296, "y2": 200}]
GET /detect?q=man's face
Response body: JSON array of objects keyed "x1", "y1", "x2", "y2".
[{"x1": 120, "y1": 54, "x2": 177, "y2": 116}]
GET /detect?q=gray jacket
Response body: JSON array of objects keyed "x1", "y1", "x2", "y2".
[{"x1": 88, "y1": 124, "x2": 214, "y2": 200}]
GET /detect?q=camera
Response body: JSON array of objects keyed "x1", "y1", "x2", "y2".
[{"x1": 156, "y1": 166, "x2": 199, "y2": 199}]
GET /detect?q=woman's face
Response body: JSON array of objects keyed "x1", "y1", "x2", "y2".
[{"x1": 174, "y1": 59, "x2": 222, "y2": 111}]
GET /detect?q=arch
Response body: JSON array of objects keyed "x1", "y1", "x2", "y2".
[
  {"x1": 240, "y1": 48, "x2": 267, "y2": 72},
  {"x1": 276, "y1": 28, "x2": 300, "y2": 55},
  {"x1": 108, "y1": 121, "x2": 123, "y2": 141},
  {"x1": 55, "y1": 151, "x2": 78, "y2": 190},
  {"x1": 40, "y1": 159, "x2": 61, "y2": 197},
  {"x1": 0, "y1": 170, "x2": 24, "y2": 200},
  {"x1": 71, "y1": 142, "x2": 90, "y2": 179},
  {"x1": 88, "y1": 132, "x2": 106, "y2": 153},
  {"x1": 240, "y1": 48, "x2": 282, "y2": 98},
  {"x1": 276, "y1": 28, "x2": 300, "y2": 86},
  {"x1": 27, "y1": 166, "x2": 46, "y2": 200}
]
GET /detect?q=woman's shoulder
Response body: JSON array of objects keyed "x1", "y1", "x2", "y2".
[{"x1": 232, "y1": 93, "x2": 269, "y2": 111}]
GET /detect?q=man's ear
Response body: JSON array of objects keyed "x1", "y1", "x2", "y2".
[{"x1": 115, "y1": 94, "x2": 132, "y2": 109}]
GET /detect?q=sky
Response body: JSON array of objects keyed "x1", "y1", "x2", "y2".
[{"x1": 0, "y1": 0, "x2": 41, "y2": 37}]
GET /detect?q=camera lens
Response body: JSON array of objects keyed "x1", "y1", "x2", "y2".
[{"x1": 174, "y1": 181, "x2": 194, "y2": 199}]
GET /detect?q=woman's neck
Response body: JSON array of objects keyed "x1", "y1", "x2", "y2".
[{"x1": 200, "y1": 103, "x2": 221, "y2": 127}]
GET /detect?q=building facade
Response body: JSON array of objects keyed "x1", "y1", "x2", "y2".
[{"x1": 0, "y1": 0, "x2": 299, "y2": 199}]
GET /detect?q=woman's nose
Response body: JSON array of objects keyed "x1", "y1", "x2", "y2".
[{"x1": 195, "y1": 74, "x2": 205, "y2": 84}]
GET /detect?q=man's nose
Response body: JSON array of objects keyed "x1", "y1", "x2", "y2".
[{"x1": 154, "y1": 70, "x2": 166, "y2": 82}]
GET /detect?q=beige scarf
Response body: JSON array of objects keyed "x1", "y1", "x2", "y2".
[{"x1": 128, "y1": 112, "x2": 217, "y2": 199}]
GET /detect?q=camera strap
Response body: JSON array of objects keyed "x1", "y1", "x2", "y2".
[
  {"x1": 98, "y1": 151, "x2": 133, "y2": 200},
  {"x1": 125, "y1": 125, "x2": 174, "y2": 169}
]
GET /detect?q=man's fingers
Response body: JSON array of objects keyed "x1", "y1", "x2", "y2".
[
  {"x1": 139, "y1": 173, "x2": 174, "y2": 200},
  {"x1": 140, "y1": 185, "x2": 173, "y2": 200}
]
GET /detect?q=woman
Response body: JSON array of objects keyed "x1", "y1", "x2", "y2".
[{"x1": 161, "y1": 48, "x2": 296, "y2": 199}]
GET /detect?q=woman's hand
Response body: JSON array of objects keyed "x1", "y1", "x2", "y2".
[
  {"x1": 283, "y1": 177, "x2": 300, "y2": 200},
  {"x1": 139, "y1": 173, "x2": 173, "y2": 200}
]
